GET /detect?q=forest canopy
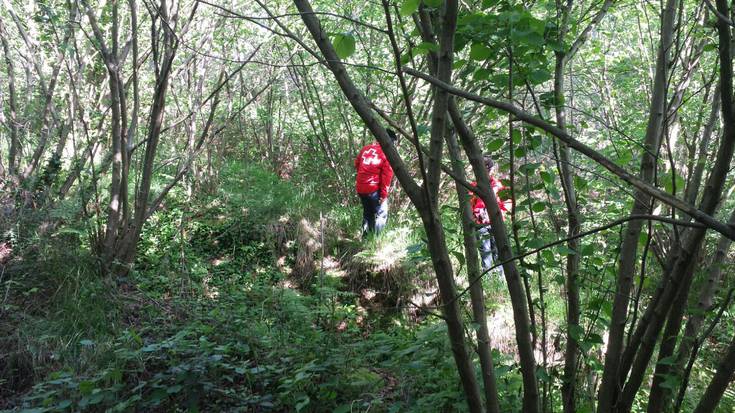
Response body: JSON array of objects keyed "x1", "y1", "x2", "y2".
[{"x1": 1, "y1": 0, "x2": 735, "y2": 412}]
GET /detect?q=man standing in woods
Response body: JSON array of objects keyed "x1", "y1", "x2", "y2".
[
  {"x1": 470, "y1": 155, "x2": 511, "y2": 272},
  {"x1": 355, "y1": 129, "x2": 398, "y2": 237}
]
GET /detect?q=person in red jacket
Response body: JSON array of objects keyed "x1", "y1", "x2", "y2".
[
  {"x1": 470, "y1": 155, "x2": 511, "y2": 272},
  {"x1": 355, "y1": 129, "x2": 398, "y2": 237}
]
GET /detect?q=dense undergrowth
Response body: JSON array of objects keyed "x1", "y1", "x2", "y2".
[
  {"x1": 2, "y1": 163, "x2": 734, "y2": 412},
  {"x1": 0, "y1": 163, "x2": 524, "y2": 412}
]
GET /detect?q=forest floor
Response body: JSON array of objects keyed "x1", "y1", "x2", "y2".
[
  {"x1": 0, "y1": 167, "x2": 527, "y2": 412},
  {"x1": 3, "y1": 164, "x2": 733, "y2": 412}
]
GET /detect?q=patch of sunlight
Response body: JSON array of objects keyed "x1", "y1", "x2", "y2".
[
  {"x1": 321, "y1": 256, "x2": 346, "y2": 278},
  {"x1": 211, "y1": 257, "x2": 229, "y2": 267},
  {"x1": 202, "y1": 275, "x2": 219, "y2": 299},
  {"x1": 353, "y1": 227, "x2": 412, "y2": 272}
]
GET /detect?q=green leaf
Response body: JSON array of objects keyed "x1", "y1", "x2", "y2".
[
  {"x1": 519, "y1": 162, "x2": 541, "y2": 174},
  {"x1": 526, "y1": 238, "x2": 545, "y2": 249},
  {"x1": 657, "y1": 355, "x2": 678, "y2": 366},
  {"x1": 587, "y1": 333, "x2": 604, "y2": 345},
  {"x1": 537, "y1": 367, "x2": 551, "y2": 383},
  {"x1": 573, "y1": 175, "x2": 588, "y2": 190},
  {"x1": 415, "y1": 41, "x2": 438, "y2": 53},
  {"x1": 487, "y1": 138, "x2": 504, "y2": 152},
  {"x1": 569, "y1": 324, "x2": 585, "y2": 342},
  {"x1": 557, "y1": 245, "x2": 577, "y2": 255},
  {"x1": 512, "y1": 129, "x2": 522, "y2": 144},
  {"x1": 451, "y1": 250, "x2": 465, "y2": 266},
  {"x1": 529, "y1": 68, "x2": 551, "y2": 84},
  {"x1": 424, "y1": 0, "x2": 444, "y2": 7},
  {"x1": 539, "y1": 171, "x2": 553, "y2": 184},
  {"x1": 547, "y1": 40, "x2": 566, "y2": 52},
  {"x1": 580, "y1": 244, "x2": 595, "y2": 256},
  {"x1": 400, "y1": 0, "x2": 420, "y2": 16},
  {"x1": 295, "y1": 396, "x2": 310, "y2": 412},
  {"x1": 333, "y1": 33, "x2": 356, "y2": 59},
  {"x1": 473, "y1": 68, "x2": 491, "y2": 81},
  {"x1": 79, "y1": 380, "x2": 95, "y2": 396},
  {"x1": 334, "y1": 405, "x2": 352, "y2": 413},
  {"x1": 616, "y1": 149, "x2": 633, "y2": 166},
  {"x1": 531, "y1": 202, "x2": 546, "y2": 212},
  {"x1": 662, "y1": 172, "x2": 685, "y2": 195},
  {"x1": 469, "y1": 43, "x2": 492, "y2": 60}
]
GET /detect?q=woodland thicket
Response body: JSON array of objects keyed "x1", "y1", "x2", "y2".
[{"x1": 1, "y1": 0, "x2": 735, "y2": 412}]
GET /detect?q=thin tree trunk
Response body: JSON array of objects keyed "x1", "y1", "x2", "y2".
[
  {"x1": 691, "y1": 333, "x2": 735, "y2": 413},
  {"x1": 596, "y1": 0, "x2": 678, "y2": 409},
  {"x1": 684, "y1": 83, "x2": 720, "y2": 206},
  {"x1": 615, "y1": 1, "x2": 735, "y2": 408},
  {"x1": 447, "y1": 125, "x2": 502, "y2": 413},
  {"x1": 450, "y1": 100, "x2": 540, "y2": 413},
  {"x1": 84, "y1": 0, "x2": 125, "y2": 266},
  {"x1": 0, "y1": 17, "x2": 19, "y2": 177},
  {"x1": 674, "y1": 209, "x2": 734, "y2": 369},
  {"x1": 22, "y1": 4, "x2": 76, "y2": 181},
  {"x1": 553, "y1": 3, "x2": 582, "y2": 410},
  {"x1": 120, "y1": 0, "x2": 184, "y2": 267}
]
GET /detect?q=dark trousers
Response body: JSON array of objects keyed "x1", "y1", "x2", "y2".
[
  {"x1": 359, "y1": 191, "x2": 388, "y2": 237},
  {"x1": 478, "y1": 225, "x2": 502, "y2": 275}
]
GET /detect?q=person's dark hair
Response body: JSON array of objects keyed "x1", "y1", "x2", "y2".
[
  {"x1": 386, "y1": 128, "x2": 399, "y2": 143},
  {"x1": 483, "y1": 154, "x2": 494, "y2": 171}
]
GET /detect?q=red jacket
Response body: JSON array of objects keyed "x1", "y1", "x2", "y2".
[
  {"x1": 355, "y1": 142, "x2": 394, "y2": 199},
  {"x1": 470, "y1": 176, "x2": 511, "y2": 224}
]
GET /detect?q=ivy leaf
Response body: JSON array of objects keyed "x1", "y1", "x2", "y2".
[
  {"x1": 400, "y1": 0, "x2": 420, "y2": 16},
  {"x1": 333, "y1": 33, "x2": 356, "y2": 59}
]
